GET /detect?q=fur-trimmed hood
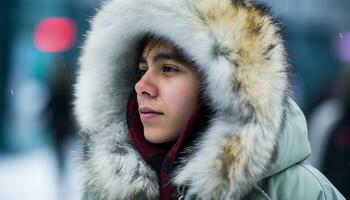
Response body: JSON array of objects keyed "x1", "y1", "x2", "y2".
[{"x1": 74, "y1": 0, "x2": 309, "y2": 199}]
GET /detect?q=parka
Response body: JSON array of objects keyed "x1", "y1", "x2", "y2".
[{"x1": 73, "y1": 0, "x2": 346, "y2": 199}]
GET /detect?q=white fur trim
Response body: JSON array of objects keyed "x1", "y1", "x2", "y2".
[{"x1": 74, "y1": 0, "x2": 290, "y2": 199}]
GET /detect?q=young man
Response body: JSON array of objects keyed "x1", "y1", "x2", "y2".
[{"x1": 74, "y1": 0, "x2": 345, "y2": 199}]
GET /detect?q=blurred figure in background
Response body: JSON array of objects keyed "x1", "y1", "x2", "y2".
[
  {"x1": 308, "y1": 65, "x2": 350, "y2": 199},
  {"x1": 45, "y1": 61, "x2": 75, "y2": 180},
  {"x1": 322, "y1": 65, "x2": 350, "y2": 199}
]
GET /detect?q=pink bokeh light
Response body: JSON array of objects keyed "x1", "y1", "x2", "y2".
[{"x1": 34, "y1": 17, "x2": 76, "y2": 52}]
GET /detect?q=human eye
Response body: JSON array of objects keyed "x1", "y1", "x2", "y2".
[{"x1": 162, "y1": 65, "x2": 178, "y2": 73}]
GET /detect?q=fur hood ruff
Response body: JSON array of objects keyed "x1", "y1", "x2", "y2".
[{"x1": 74, "y1": 0, "x2": 294, "y2": 199}]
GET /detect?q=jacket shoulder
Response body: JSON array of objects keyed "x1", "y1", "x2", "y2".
[{"x1": 263, "y1": 163, "x2": 345, "y2": 200}]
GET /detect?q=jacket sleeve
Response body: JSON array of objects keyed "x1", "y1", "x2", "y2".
[
  {"x1": 263, "y1": 163, "x2": 346, "y2": 200},
  {"x1": 301, "y1": 164, "x2": 346, "y2": 200}
]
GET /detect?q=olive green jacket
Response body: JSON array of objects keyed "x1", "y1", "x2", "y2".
[{"x1": 246, "y1": 101, "x2": 345, "y2": 200}]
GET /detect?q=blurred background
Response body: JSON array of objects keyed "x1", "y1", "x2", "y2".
[{"x1": 0, "y1": 0, "x2": 349, "y2": 199}]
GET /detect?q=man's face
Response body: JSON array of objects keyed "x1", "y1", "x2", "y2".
[{"x1": 135, "y1": 39, "x2": 200, "y2": 143}]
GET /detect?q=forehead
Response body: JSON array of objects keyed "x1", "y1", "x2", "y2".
[{"x1": 142, "y1": 39, "x2": 175, "y2": 58}]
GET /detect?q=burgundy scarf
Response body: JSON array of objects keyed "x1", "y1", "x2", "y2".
[{"x1": 127, "y1": 92, "x2": 205, "y2": 199}]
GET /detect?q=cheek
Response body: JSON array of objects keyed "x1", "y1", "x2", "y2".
[{"x1": 163, "y1": 80, "x2": 199, "y2": 117}]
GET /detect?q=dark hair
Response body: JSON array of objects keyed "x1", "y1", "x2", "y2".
[{"x1": 136, "y1": 34, "x2": 197, "y2": 69}]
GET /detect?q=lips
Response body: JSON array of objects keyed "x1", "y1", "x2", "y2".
[{"x1": 139, "y1": 106, "x2": 163, "y2": 121}]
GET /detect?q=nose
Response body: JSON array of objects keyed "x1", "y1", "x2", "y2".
[{"x1": 135, "y1": 71, "x2": 158, "y2": 98}]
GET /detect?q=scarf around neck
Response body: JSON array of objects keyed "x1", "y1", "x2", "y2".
[{"x1": 127, "y1": 92, "x2": 209, "y2": 199}]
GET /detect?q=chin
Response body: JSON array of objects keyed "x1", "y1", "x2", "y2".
[
  {"x1": 145, "y1": 134, "x2": 168, "y2": 144},
  {"x1": 144, "y1": 130, "x2": 176, "y2": 144}
]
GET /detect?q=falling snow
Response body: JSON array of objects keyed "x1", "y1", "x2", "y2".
[
  {"x1": 10, "y1": 89, "x2": 13, "y2": 95},
  {"x1": 339, "y1": 32, "x2": 343, "y2": 39}
]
